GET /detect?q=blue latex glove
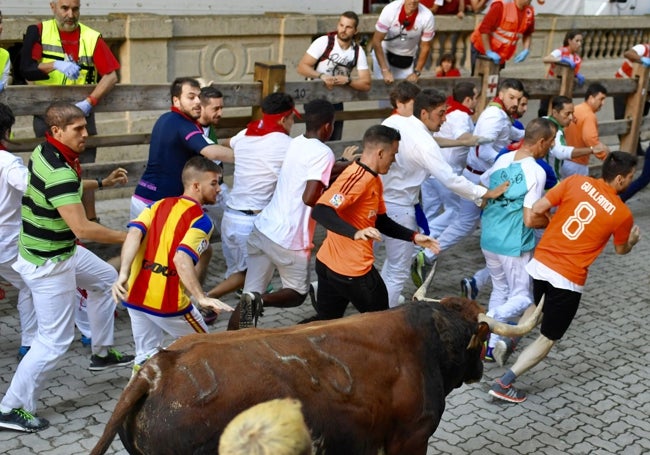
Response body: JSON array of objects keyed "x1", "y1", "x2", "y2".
[
  {"x1": 75, "y1": 99, "x2": 93, "y2": 116},
  {"x1": 513, "y1": 48, "x2": 530, "y2": 63},
  {"x1": 485, "y1": 50, "x2": 501, "y2": 65},
  {"x1": 0, "y1": 81, "x2": 4, "y2": 93},
  {"x1": 641, "y1": 56, "x2": 650, "y2": 67},
  {"x1": 53, "y1": 60, "x2": 80, "y2": 80},
  {"x1": 575, "y1": 73, "x2": 585, "y2": 87},
  {"x1": 558, "y1": 57, "x2": 576, "y2": 69}
]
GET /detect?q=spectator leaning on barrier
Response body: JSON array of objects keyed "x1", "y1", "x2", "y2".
[
  {"x1": 469, "y1": 0, "x2": 535, "y2": 75},
  {"x1": 563, "y1": 82, "x2": 610, "y2": 178},
  {"x1": 613, "y1": 42, "x2": 650, "y2": 156},
  {"x1": 20, "y1": 0, "x2": 120, "y2": 222},
  {"x1": 297, "y1": 11, "x2": 371, "y2": 141},
  {"x1": 371, "y1": 0, "x2": 435, "y2": 86}
]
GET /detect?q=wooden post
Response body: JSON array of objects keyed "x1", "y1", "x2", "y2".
[
  {"x1": 546, "y1": 63, "x2": 575, "y2": 116},
  {"x1": 619, "y1": 62, "x2": 650, "y2": 154},
  {"x1": 474, "y1": 55, "x2": 500, "y2": 122},
  {"x1": 252, "y1": 62, "x2": 287, "y2": 120}
]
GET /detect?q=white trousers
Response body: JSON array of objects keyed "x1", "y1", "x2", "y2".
[
  {"x1": 245, "y1": 226, "x2": 311, "y2": 296},
  {"x1": 1, "y1": 246, "x2": 117, "y2": 412},
  {"x1": 220, "y1": 208, "x2": 257, "y2": 278},
  {"x1": 482, "y1": 249, "x2": 533, "y2": 348},
  {"x1": 0, "y1": 256, "x2": 36, "y2": 347},
  {"x1": 560, "y1": 160, "x2": 589, "y2": 179},
  {"x1": 128, "y1": 306, "x2": 207, "y2": 365},
  {"x1": 380, "y1": 203, "x2": 417, "y2": 308}
]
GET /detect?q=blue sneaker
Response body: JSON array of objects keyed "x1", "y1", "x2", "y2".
[
  {"x1": 460, "y1": 276, "x2": 479, "y2": 300},
  {"x1": 80, "y1": 335, "x2": 92, "y2": 347},
  {"x1": 17, "y1": 346, "x2": 30, "y2": 361}
]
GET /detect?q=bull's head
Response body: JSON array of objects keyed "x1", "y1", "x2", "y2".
[{"x1": 412, "y1": 263, "x2": 544, "y2": 345}]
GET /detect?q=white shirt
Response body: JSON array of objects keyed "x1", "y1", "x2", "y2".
[
  {"x1": 434, "y1": 109, "x2": 475, "y2": 175},
  {"x1": 0, "y1": 150, "x2": 28, "y2": 262},
  {"x1": 381, "y1": 114, "x2": 486, "y2": 207},
  {"x1": 306, "y1": 34, "x2": 369, "y2": 77},
  {"x1": 480, "y1": 153, "x2": 546, "y2": 210},
  {"x1": 255, "y1": 135, "x2": 335, "y2": 250},
  {"x1": 467, "y1": 104, "x2": 524, "y2": 173},
  {"x1": 227, "y1": 129, "x2": 291, "y2": 211},
  {"x1": 375, "y1": 1, "x2": 435, "y2": 57}
]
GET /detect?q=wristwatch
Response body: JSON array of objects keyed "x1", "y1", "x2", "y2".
[{"x1": 414, "y1": 70, "x2": 421, "y2": 77}]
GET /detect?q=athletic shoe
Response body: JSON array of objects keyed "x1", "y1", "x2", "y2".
[
  {"x1": 240, "y1": 292, "x2": 263, "y2": 329},
  {"x1": 410, "y1": 251, "x2": 426, "y2": 287},
  {"x1": 89, "y1": 348, "x2": 135, "y2": 371},
  {"x1": 80, "y1": 335, "x2": 92, "y2": 347},
  {"x1": 460, "y1": 276, "x2": 479, "y2": 300},
  {"x1": 493, "y1": 339, "x2": 514, "y2": 367},
  {"x1": 17, "y1": 346, "x2": 30, "y2": 361},
  {"x1": 484, "y1": 345, "x2": 495, "y2": 362},
  {"x1": 200, "y1": 308, "x2": 219, "y2": 326},
  {"x1": 0, "y1": 408, "x2": 49, "y2": 432},
  {"x1": 308, "y1": 281, "x2": 318, "y2": 312},
  {"x1": 488, "y1": 380, "x2": 527, "y2": 403}
]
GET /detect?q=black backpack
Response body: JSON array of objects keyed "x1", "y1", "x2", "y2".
[{"x1": 314, "y1": 31, "x2": 359, "y2": 71}]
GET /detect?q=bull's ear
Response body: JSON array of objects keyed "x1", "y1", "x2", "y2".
[{"x1": 466, "y1": 322, "x2": 490, "y2": 350}]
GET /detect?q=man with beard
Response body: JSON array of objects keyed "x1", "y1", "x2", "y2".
[
  {"x1": 297, "y1": 11, "x2": 371, "y2": 140},
  {"x1": 130, "y1": 77, "x2": 234, "y2": 219}
]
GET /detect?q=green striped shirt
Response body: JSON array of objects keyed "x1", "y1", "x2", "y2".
[{"x1": 19, "y1": 142, "x2": 82, "y2": 265}]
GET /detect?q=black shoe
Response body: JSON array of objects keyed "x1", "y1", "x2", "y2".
[
  {"x1": 89, "y1": 348, "x2": 134, "y2": 371},
  {"x1": 240, "y1": 292, "x2": 263, "y2": 328},
  {"x1": 0, "y1": 408, "x2": 49, "y2": 432}
]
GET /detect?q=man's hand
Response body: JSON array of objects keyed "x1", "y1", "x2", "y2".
[
  {"x1": 593, "y1": 143, "x2": 610, "y2": 160},
  {"x1": 196, "y1": 295, "x2": 234, "y2": 313},
  {"x1": 111, "y1": 273, "x2": 129, "y2": 304},
  {"x1": 485, "y1": 50, "x2": 501, "y2": 65},
  {"x1": 575, "y1": 73, "x2": 585, "y2": 87},
  {"x1": 513, "y1": 49, "x2": 530, "y2": 63},
  {"x1": 341, "y1": 145, "x2": 360, "y2": 161},
  {"x1": 381, "y1": 68, "x2": 394, "y2": 85},
  {"x1": 354, "y1": 227, "x2": 382, "y2": 241},
  {"x1": 104, "y1": 167, "x2": 129, "y2": 187},
  {"x1": 483, "y1": 181, "x2": 510, "y2": 200},
  {"x1": 75, "y1": 99, "x2": 93, "y2": 116},
  {"x1": 629, "y1": 225, "x2": 641, "y2": 246},
  {"x1": 414, "y1": 233, "x2": 440, "y2": 255},
  {"x1": 405, "y1": 72, "x2": 419, "y2": 83},
  {"x1": 460, "y1": 135, "x2": 489, "y2": 147},
  {"x1": 320, "y1": 74, "x2": 336, "y2": 90},
  {"x1": 53, "y1": 60, "x2": 80, "y2": 79}
]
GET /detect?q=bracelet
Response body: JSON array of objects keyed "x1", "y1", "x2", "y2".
[
  {"x1": 96, "y1": 178, "x2": 104, "y2": 190},
  {"x1": 381, "y1": 68, "x2": 390, "y2": 72},
  {"x1": 87, "y1": 95, "x2": 98, "y2": 106}
]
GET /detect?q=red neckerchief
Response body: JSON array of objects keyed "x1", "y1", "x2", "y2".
[
  {"x1": 398, "y1": 3, "x2": 418, "y2": 30},
  {"x1": 490, "y1": 96, "x2": 507, "y2": 111},
  {"x1": 46, "y1": 132, "x2": 82, "y2": 177},
  {"x1": 246, "y1": 112, "x2": 290, "y2": 137},
  {"x1": 0, "y1": 142, "x2": 7, "y2": 151},
  {"x1": 171, "y1": 106, "x2": 203, "y2": 130},
  {"x1": 445, "y1": 96, "x2": 474, "y2": 116}
]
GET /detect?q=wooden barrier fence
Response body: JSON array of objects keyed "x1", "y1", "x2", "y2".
[{"x1": 0, "y1": 59, "x2": 648, "y2": 195}]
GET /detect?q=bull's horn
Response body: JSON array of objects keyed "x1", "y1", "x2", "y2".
[
  {"x1": 412, "y1": 259, "x2": 437, "y2": 301},
  {"x1": 478, "y1": 295, "x2": 545, "y2": 337}
]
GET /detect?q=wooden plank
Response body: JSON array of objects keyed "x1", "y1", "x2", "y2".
[
  {"x1": 620, "y1": 63, "x2": 650, "y2": 153},
  {"x1": 0, "y1": 83, "x2": 263, "y2": 116},
  {"x1": 9, "y1": 133, "x2": 153, "y2": 153},
  {"x1": 598, "y1": 119, "x2": 630, "y2": 137}
]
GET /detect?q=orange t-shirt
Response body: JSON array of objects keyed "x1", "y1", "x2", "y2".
[
  {"x1": 564, "y1": 102, "x2": 599, "y2": 165},
  {"x1": 315, "y1": 161, "x2": 385, "y2": 277},
  {"x1": 533, "y1": 175, "x2": 633, "y2": 285}
]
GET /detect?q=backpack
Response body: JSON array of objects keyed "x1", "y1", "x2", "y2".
[{"x1": 314, "y1": 31, "x2": 359, "y2": 71}]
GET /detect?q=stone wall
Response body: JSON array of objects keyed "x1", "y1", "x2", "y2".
[{"x1": 2, "y1": 13, "x2": 648, "y2": 159}]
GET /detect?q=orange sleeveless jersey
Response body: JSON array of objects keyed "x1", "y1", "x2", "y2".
[
  {"x1": 315, "y1": 161, "x2": 385, "y2": 277},
  {"x1": 533, "y1": 175, "x2": 633, "y2": 286}
]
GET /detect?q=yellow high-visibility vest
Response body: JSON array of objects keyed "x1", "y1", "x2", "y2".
[{"x1": 35, "y1": 19, "x2": 100, "y2": 86}]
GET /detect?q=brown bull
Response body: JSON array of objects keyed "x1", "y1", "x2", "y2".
[{"x1": 91, "y1": 297, "x2": 541, "y2": 455}]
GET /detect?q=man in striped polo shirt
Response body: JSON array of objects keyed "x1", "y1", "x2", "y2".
[{"x1": 0, "y1": 102, "x2": 133, "y2": 433}]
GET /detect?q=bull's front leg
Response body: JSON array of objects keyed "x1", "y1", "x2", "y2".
[{"x1": 386, "y1": 418, "x2": 436, "y2": 455}]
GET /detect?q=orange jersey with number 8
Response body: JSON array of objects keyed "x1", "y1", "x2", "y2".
[{"x1": 533, "y1": 175, "x2": 633, "y2": 285}]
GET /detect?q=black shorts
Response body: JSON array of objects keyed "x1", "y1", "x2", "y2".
[
  {"x1": 532, "y1": 278, "x2": 582, "y2": 341},
  {"x1": 314, "y1": 258, "x2": 388, "y2": 319}
]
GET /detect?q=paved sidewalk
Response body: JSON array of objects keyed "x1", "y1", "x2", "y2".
[{"x1": 1, "y1": 188, "x2": 649, "y2": 454}]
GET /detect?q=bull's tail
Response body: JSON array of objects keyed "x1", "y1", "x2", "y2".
[{"x1": 89, "y1": 370, "x2": 152, "y2": 455}]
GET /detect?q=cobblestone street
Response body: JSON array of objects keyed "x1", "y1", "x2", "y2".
[{"x1": 1, "y1": 188, "x2": 649, "y2": 454}]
